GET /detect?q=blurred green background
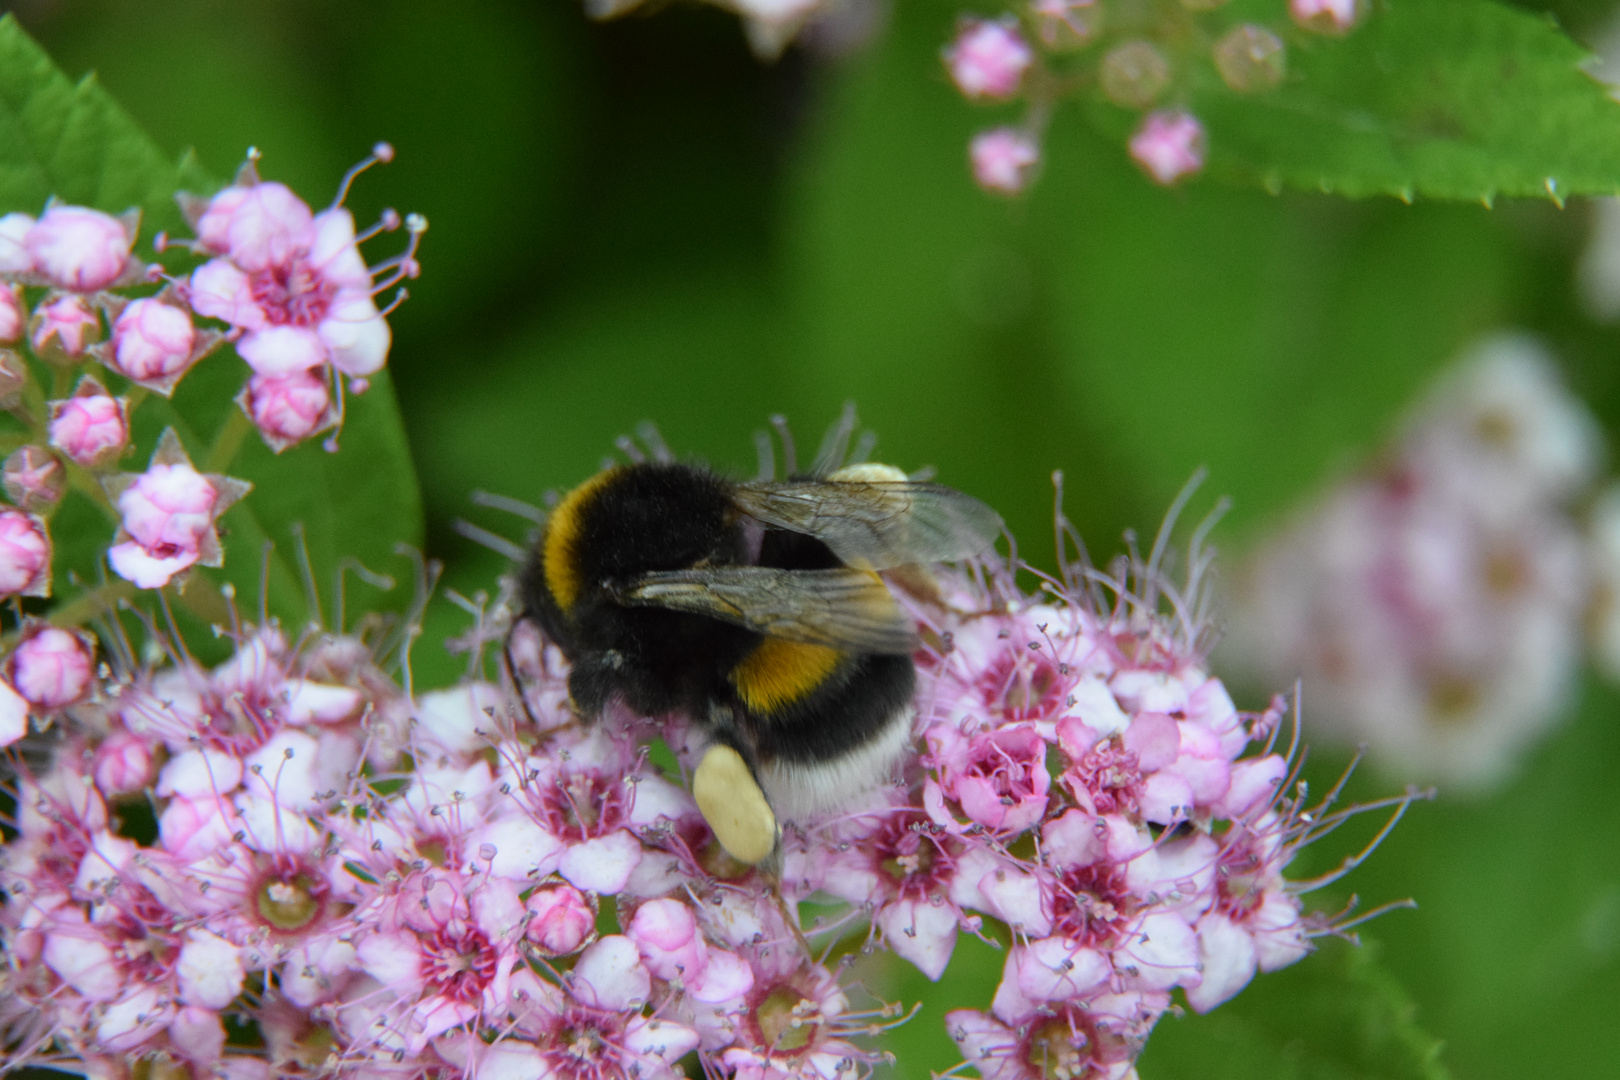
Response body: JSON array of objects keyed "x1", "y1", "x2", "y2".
[{"x1": 16, "y1": 0, "x2": 1620, "y2": 1076}]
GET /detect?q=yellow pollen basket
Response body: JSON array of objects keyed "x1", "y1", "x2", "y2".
[{"x1": 693, "y1": 744, "x2": 779, "y2": 865}]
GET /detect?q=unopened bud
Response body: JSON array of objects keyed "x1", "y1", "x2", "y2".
[
  {"x1": 970, "y1": 128, "x2": 1041, "y2": 195},
  {"x1": 1214, "y1": 25, "x2": 1286, "y2": 93},
  {"x1": 4, "y1": 446, "x2": 64, "y2": 511},
  {"x1": 1101, "y1": 42, "x2": 1171, "y2": 109}
]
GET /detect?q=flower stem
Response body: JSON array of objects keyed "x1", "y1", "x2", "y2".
[{"x1": 205, "y1": 405, "x2": 252, "y2": 474}]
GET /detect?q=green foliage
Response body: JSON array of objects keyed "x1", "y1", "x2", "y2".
[
  {"x1": 1140, "y1": 940, "x2": 1450, "y2": 1080},
  {"x1": 1193, "y1": 0, "x2": 1620, "y2": 200},
  {"x1": 0, "y1": 13, "x2": 423, "y2": 635}
]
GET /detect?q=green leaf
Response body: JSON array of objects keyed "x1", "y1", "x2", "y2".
[
  {"x1": 1189, "y1": 0, "x2": 1620, "y2": 200},
  {"x1": 1139, "y1": 939, "x2": 1451, "y2": 1080},
  {"x1": 0, "y1": 14, "x2": 424, "y2": 637},
  {"x1": 0, "y1": 12, "x2": 196, "y2": 228}
]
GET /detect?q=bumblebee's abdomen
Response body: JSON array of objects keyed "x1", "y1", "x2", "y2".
[{"x1": 729, "y1": 639, "x2": 845, "y2": 715}]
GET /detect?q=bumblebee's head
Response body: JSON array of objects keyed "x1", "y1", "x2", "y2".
[{"x1": 538, "y1": 463, "x2": 739, "y2": 618}]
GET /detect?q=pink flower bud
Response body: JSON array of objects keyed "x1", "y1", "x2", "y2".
[
  {"x1": 971, "y1": 128, "x2": 1041, "y2": 194},
  {"x1": 0, "y1": 213, "x2": 34, "y2": 274},
  {"x1": 1101, "y1": 41, "x2": 1171, "y2": 108},
  {"x1": 11, "y1": 626, "x2": 93, "y2": 709},
  {"x1": 1291, "y1": 0, "x2": 1359, "y2": 34},
  {"x1": 945, "y1": 19, "x2": 1034, "y2": 101},
  {"x1": 240, "y1": 370, "x2": 332, "y2": 451},
  {"x1": 110, "y1": 462, "x2": 218, "y2": 588},
  {"x1": 29, "y1": 293, "x2": 101, "y2": 358},
  {"x1": 94, "y1": 733, "x2": 155, "y2": 795},
  {"x1": 1129, "y1": 110, "x2": 1206, "y2": 186},
  {"x1": 525, "y1": 884, "x2": 596, "y2": 956},
  {"x1": 110, "y1": 298, "x2": 197, "y2": 384},
  {"x1": 0, "y1": 284, "x2": 22, "y2": 343},
  {"x1": 48, "y1": 389, "x2": 129, "y2": 468},
  {"x1": 628, "y1": 898, "x2": 709, "y2": 981},
  {"x1": 0, "y1": 510, "x2": 50, "y2": 597},
  {"x1": 3, "y1": 447, "x2": 64, "y2": 511},
  {"x1": 25, "y1": 205, "x2": 133, "y2": 291}
]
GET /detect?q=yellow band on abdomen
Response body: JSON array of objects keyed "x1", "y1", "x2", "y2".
[{"x1": 730, "y1": 637, "x2": 844, "y2": 715}]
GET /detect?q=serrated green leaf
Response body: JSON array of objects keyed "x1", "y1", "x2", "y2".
[
  {"x1": 1190, "y1": 0, "x2": 1620, "y2": 200},
  {"x1": 1139, "y1": 940, "x2": 1451, "y2": 1080},
  {"x1": 0, "y1": 14, "x2": 423, "y2": 638},
  {"x1": 0, "y1": 12, "x2": 187, "y2": 228}
]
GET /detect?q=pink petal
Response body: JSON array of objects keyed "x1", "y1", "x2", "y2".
[
  {"x1": 1185, "y1": 913, "x2": 1257, "y2": 1012},
  {"x1": 559, "y1": 830, "x2": 642, "y2": 893},
  {"x1": 1013, "y1": 937, "x2": 1110, "y2": 1001},
  {"x1": 237, "y1": 325, "x2": 327, "y2": 376},
  {"x1": 879, "y1": 897, "x2": 959, "y2": 981},
  {"x1": 573, "y1": 935, "x2": 651, "y2": 1010}
]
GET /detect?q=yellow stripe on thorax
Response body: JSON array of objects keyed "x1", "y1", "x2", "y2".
[
  {"x1": 731, "y1": 637, "x2": 844, "y2": 715},
  {"x1": 543, "y1": 468, "x2": 620, "y2": 613}
]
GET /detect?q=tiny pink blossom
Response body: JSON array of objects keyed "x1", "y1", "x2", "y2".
[
  {"x1": 0, "y1": 284, "x2": 22, "y2": 342},
  {"x1": 628, "y1": 897, "x2": 709, "y2": 981},
  {"x1": 10, "y1": 626, "x2": 93, "y2": 709},
  {"x1": 970, "y1": 128, "x2": 1041, "y2": 194},
  {"x1": 0, "y1": 212, "x2": 34, "y2": 273},
  {"x1": 30, "y1": 292, "x2": 101, "y2": 357},
  {"x1": 240, "y1": 369, "x2": 333, "y2": 451},
  {"x1": 945, "y1": 19, "x2": 1034, "y2": 101},
  {"x1": 0, "y1": 509, "x2": 50, "y2": 597},
  {"x1": 93, "y1": 732, "x2": 155, "y2": 795},
  {"x1": 526, "y1": 884, "x2": 596, "y2": 956},
  {"x1": 48, "y1": 389, "x2": 129, "y2": 468},
  {"x1": 106, "y1": 432, "x2": 249, "y2": 589},
  {"x1": 25, "y1": 205, "x2": 134, "y2": 291},
  {"x1": 1129, "y1": 110, "x2": 1207, "y2": 185},
  {"x1": 110, "y1": 297, "x2": 197, "y2": 385},
  {"x1": 3, "y1": 446, "x2": 64, "y2": 511},
  {"x1": 1291, "y1": 0, "x2": 1359, "y2": 33}
]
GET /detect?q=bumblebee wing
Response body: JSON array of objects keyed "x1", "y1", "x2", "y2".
[
  {"x1": 730, "y1": 480, "x2": 1002, "y2": 570},
  {"x1": 612, "y1": 567, "x2": 919, "y2": 654}
]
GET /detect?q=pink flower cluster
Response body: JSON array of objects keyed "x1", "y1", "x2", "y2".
[
  {"x1": 0, "y1": 150, "x2": 422, "y2": 602},
  {"x1": 942, "y1": 0, "x2": 1369, "y2": 194},
  {"x1": 0, "y1": 501, "x2": 1413, "y2": 1079},
  {"x1": 176, "y1": 146, "x2": 424, "y2": 451},
  {"x1": 1223, "y1": 334, "x2": 1603, "y2": 789}
]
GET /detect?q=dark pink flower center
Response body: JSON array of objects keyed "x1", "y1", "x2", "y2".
[
  {"x1": 1050, "y1": 863, "x2": 1133, "y2": 949},
  {"x1": 251, "y1": 259, "x2": 336, "y2": 328},
  {"x1": 422, "y1": 926, "x2": 497, "y2": 1003},
  {"x1": 537, "y1": 771, "x2": 629, "y2": 842},
  {"x1": 1066, "y1": 741, "x2": 1142, "y2": 816},
  {"x1": 977, "y1": 652, "x2": 1066, "y2": 720},
  {"x1": 872, "y1": 818, "x2": 952, "y2": 901}
]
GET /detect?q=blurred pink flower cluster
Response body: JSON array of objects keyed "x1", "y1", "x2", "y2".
[
  {"x1": 0, "y1": 500, "x2": 1413, "y2": 1079},
  {"x1": 1223, "y1": 334, "x2": 1608, "y2": 789},
  {"x1": 0, "y1": 150, "x2": 422, "y2": 597},
  {"x1": 943, "y1": 0, "x2": 1363, "y2": 195}
]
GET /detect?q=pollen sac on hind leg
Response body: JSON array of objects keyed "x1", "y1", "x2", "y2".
[{"x1": 693, "y1": 743, "x2": 780, "y2": 865}]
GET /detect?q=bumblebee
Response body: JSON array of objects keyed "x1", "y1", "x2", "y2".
[{"x1": 518, "y1": 430, "x2": 1002, "y2": 866}]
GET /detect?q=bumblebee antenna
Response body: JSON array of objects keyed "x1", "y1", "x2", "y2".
[
  {"x1": 770, "y1": 414, "x2": 798, "y2": 476},
  {"x1": 501, "y1": 630, "x2": 542, "y2": 730},
  {"x1": 809, "y1": 401, "x2": 859, "y2": 477},
  {"x1": 753, "y1": 429, "x2": 776, "y2": 481},
  {"x1": 635, "y1": 422, "x2": 673, "y2": 463}
]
